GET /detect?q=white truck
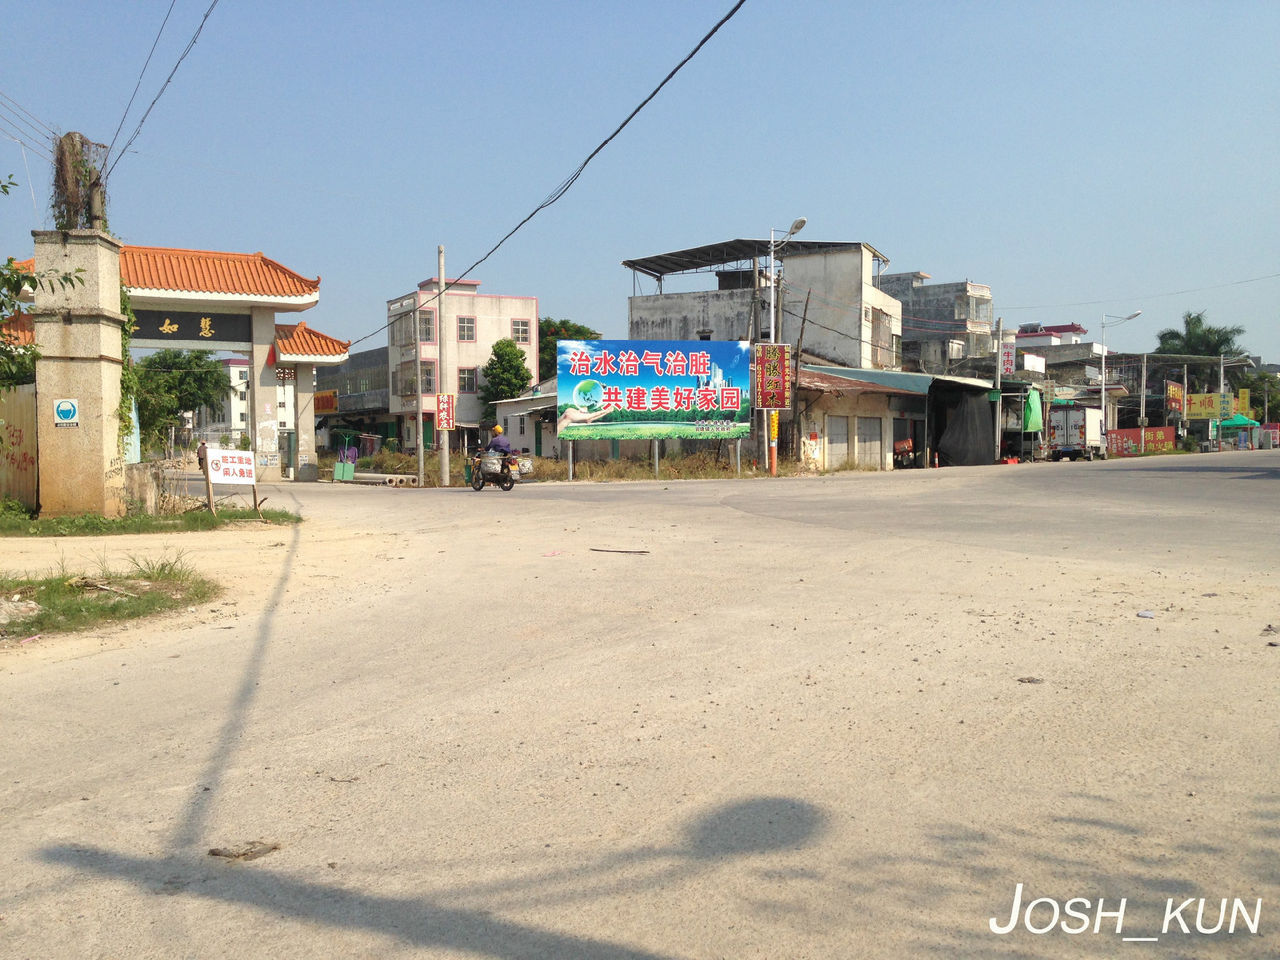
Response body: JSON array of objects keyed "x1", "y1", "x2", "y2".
[{"x1": 1048, "y1": 406, "x2": 1106, "y2": 461}]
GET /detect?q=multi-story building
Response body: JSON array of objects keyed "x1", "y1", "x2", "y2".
[
  {"x1": 194, "y1": 357, "x2": 297, "y2": 445},
  {"x1": 878, "y1": 272, "x2": 994, "y2": 372},
  {"x1": 385, "y1": 277, "x2": 538, "y2": 449},
  {"x1": 623, "y1": 238, "x2": 902, "y2": 370}
]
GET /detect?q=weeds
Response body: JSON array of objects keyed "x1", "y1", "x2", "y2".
[
  {"x1": 0, "y1": 506, "x2": 300, "y2": 538},
  {"x1": 0, "y1": 550, "x2": 219, "y2": 640}
]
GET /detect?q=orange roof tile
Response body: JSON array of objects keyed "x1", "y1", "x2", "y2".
[
  {"x1": 274, "y1": 321, "x2": 350, "y2": 358},
  {"x1": 121, "y1": 246, "x2": 320, "y2": 298},
  {"x1": 12, "y1": 258, "x2": 34, "y2": 273},
  {"x1": 0, "y1": 311, "x2": 34, "y2": 346}
]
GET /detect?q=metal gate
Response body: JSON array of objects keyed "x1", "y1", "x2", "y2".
[
  {"x1": 826, "y1": 415, "x2": 849, "y2": 469},
  {"x1": 856, "y1": 416, "x2": 882, "y2": 469},
  {"x1": 0, "y1": 384, "x2": 38, "y2": 509}
]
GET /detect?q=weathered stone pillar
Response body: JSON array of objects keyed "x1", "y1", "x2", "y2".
[
  {"x1": 294, "y1": 362, "x2": 318, "y2": 480},
  {"x1": 30, "y1": 230, "x2": 127, "y2": 517},
  {"x1": 249, "y1": 307, "x2": 280, "y2": 481}
]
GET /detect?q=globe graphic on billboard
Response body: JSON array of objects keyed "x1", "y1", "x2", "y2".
[{"x1": 571, "y1": 379, "x2": 603, "y2": 412}]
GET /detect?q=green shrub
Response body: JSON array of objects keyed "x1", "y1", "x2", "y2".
[{"x1": 237, "y1": 434, "x2": 252, "y2": 451}]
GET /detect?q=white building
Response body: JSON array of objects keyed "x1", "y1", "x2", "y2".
[
  {"x1": 386, "y1": 277, "x2": 538, "y2": 449},
  {"x1": 194, "y1": 357, "x2": 298, "y2": 447}
]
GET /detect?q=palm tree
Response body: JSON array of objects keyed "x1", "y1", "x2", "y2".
[{"x1": 1154, "y1": 311, "x2": 1247, "y2": 392}]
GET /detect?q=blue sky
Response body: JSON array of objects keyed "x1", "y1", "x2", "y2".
[{"x1": 4, "y1": 1, "x2": 1278, "y2": 359}]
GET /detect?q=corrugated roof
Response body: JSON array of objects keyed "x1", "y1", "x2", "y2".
[
  {"x1": 274, "y1": 321, "x2": 349, "y2": 358},
  {"x1": 622, "y1": 239, "x2": 886, "y2": 279},
  {"x1": 121, "y1": 246, "x2": 320, "y2": 298},
  {"x1": 797, "y1": 369, "x2": 915, "y2": 395}
]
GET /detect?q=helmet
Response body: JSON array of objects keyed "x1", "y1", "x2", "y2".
[{"x1": 493, "y1": 425, "x2": 504, "y2": 435}]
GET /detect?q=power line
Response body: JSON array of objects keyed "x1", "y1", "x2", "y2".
[
  {"x1": 106, "y1": 0, "x2": 180, "y2": 166},
  {"x1": 347, "y1": 0, "x2": 748, "y2": 350},
  {"x1": 105, "y1": 0, "x2": 222, "y2": 182},
  {"x1": 0, "y1": 124, "x2": 54, "y2": 164},
  {"x1": 1000, "y1": 272, "x2": 1280, "y2": 311},
  {"x1": 0, "y1": 90, "x2": 57, "y2": 140}
]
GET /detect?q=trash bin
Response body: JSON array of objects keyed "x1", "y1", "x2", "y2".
[{"x1": 463, "y1": 460, "x2": 472, "y2": 484}]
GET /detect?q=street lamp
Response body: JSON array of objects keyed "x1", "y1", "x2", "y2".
[
  {"x1": 1099, "y1": 310, "x2": 1142, "y2": 435},
  {"x1": 768, "y1": 216, "x2": 806, "y2": 343},
  {"x1": 766, "y1": 217, "x2": 806, "y2": 477}
]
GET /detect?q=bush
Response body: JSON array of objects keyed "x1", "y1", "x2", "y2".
[
  {"x1": 237, "y1": 434, "x2": 252, "y2": 451},
  {"x1": 356, "y1": 456, "x2": 373, "y2": 469}
]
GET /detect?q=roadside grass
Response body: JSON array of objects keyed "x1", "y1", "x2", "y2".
[
  {"x1": 0, "y1": 551, "x2": 219, "y2": 641},
  {"x1": 0, "y1": 502, "x2": 300, "y2": 538}
]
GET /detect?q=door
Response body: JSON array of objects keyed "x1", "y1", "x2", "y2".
[
  {"x1": 826, "y1": 415, "x2": 849, "y2": 469},
  {"x1": 856, "y1": 416, "x2": 882, "y2": 469}
]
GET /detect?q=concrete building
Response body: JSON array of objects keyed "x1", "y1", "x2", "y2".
[
  {"x1": 386, "y1": 277, "x2": 538, "y2": 450},
  {"x1": 877, "y1": 272, "x2": 993, "y2": 372},
  {"x1": 315, "y1": 346, "x2": 395, "y2": 447},
  {"x1": 623, "y1": 239, "x2": 902, "y2": 370}
]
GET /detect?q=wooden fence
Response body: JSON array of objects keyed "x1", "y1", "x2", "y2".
[{"x1": 0, "y1": 384, "x2": 38, "y2": 510}]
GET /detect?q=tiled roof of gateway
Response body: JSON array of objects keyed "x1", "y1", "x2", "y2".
[
  {"x1": 274, "y1": 321, "x2": 349, "y2": 357},
  {"x1": 0, "y1": 312, "x2": 34, "y2": 346},
  {"x1": 121, "y1": 246, "x2": 320, "y2": 298}
]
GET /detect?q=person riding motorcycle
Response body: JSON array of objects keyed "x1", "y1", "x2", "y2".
[{"x1": 486, "y1": 424, "x2": 514, "y2": 455}]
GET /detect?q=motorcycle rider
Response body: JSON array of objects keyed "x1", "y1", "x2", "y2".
[{"x1": 485, "y1": 424, "x2": 514, "y2": 455}]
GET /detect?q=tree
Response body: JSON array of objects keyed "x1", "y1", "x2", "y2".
[
  {"x1": 1154, "y1": 311, "x2": 1248, "y2": 393},
  {"x1": 538, "y1": 316, "x2": 601, "y2": 380},
  {"x1": 478, "y1": 338, "x2": 532, "y2": 422},
  {"x1": 134, "y1": 349, "x2": 231, "y2": 450}
]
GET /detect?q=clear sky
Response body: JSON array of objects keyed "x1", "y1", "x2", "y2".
[{"x1": 4, "y1": 1, "x2": 1278, "y2": 359}]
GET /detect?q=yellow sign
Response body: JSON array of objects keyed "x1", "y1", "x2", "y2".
[{"x1": 1186, "y1": 392, "x2": 1236, "y2": 419}]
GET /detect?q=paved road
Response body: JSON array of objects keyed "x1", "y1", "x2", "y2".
[{"x1": 3, "y1": 451, "x2": 1277, "y2": 958}]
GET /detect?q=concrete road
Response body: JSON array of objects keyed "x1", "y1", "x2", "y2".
[{"x1": 2, "y1": 451, "x2": 1277, "y2": 958}]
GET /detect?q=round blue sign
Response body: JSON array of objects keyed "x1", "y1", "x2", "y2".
[{"x1": 55, "y1": 400, "x2": 78, "y2": 421}]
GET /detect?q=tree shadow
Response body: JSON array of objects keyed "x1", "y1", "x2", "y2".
[{"x1": 40, "y1": 796, "x2": 829, "y2": 960}]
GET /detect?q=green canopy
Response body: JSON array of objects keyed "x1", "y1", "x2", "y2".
[{"x1": 1220, "y1": 413, "x2": 1259, "y2": 428}]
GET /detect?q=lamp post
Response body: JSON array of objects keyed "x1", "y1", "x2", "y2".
[
  {"x1": 1099, "y1": 310, "x2": 1142, "y2": 445},
  {"x1": 767, "y1": 217, "x2": 805, "y2": 476}
]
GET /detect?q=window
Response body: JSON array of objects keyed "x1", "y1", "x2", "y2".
[
  {"x1": 239, "y1": 412, "x2": 246, "y2": 423},
  {"x1": 458, "y1": 367, "x2": 477, "y2": 393},
  {"x1": 417, "y1": 309, "x2": 435, "y2": 343},
  {"x1": 422, "y1": 361, "x2": 436, "y2": 395},
  {"x1": 278, "y1": 401, "x2": 286, "y2": 408},
  {"x1": 503, "y1": 417, "x2": 509, "y2": 434},
  {"x1": 511, "y1": 318, "x2": 530, "y2": 343},
  {"x1": 518, "y1": 416, "x2": 526, "y2": 436},
  {"x1": 238, "y1": 370, "x2": 248, "y2": 382},
  {"x1": 239, "y1": 391, "x2": 247, "y2": 401},
  {"x1": 457, "y1": 316, "x2": 476, "y2": 341},
  {"x1": 278, "y1": 420, "x2": 288, "y2": 429},
  {"x1": 390, "y1": 370, "x2": 399, "y2": 396}
]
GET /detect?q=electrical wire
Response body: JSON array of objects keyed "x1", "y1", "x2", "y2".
[
  {"x1": 105, "y1": 0, "x2": 222, "y2": 183},
  {"x1": 0, "y1": 90, "x2": 57, "y2": 140},
  {"x1": 346, "y1": 0, "x2": 748, "y2": 350},
  {"x1": 106, "y1": 0, "x2": 180, "y2": 167},
  {"x1": 0, "y1": 125, "x2": 54, "y2": 165}
]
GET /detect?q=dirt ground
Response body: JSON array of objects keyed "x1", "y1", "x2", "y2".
[{"x1": 1, "y1": 452, "x2": 1277, "y2": 958}]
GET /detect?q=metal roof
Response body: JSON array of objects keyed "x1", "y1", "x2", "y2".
[
  {"x1": 803, "y1": 365, "x2": 993, "y2": 395},
  {"x1": 621, "y1": 239, "x2": 886, "y2": 280}
]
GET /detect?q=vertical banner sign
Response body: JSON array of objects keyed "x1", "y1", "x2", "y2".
[
  {"x1": 556, "y1": 340, "x2": 752, "y2": 440},
  {"x1": 1165, "y1": 381, "x2": 1184, "y2": 413},
  {"x1": 1218, "y1": 392, "x2": 1233, "y2": 420},
  {"x1": 436, "y1": 393, "x2": 456, "y2": 430},
  {"x1": 1000, "y1": 341, "x2": 1016, "y2": 376},
  {"x1": 753, "y1": 343, "x2": 792, "y2": 410}
]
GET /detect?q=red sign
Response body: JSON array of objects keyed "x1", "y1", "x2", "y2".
[
  {"x1": 1105, "y1": 426, "x2": 1177, "y2": 457},
  {"x1": 314, "y1": 389, "x2": 338, "y2": 414},
  {"x1": 436, "y1": 393, "x2": 456, "y2": 430},
  {"x1": 1165, "y1": 381, "x2": 1184, "y2": 412},
  {"x1": 753, "y1": 343, "x2": 791, "y2": 410}
]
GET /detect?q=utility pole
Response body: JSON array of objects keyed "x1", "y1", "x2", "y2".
[
  {"x1": 993, "y1": 317, "x2": 1004, "y2": 462},
  {"x1": 438, "y1": 245, "x2": 450, "y2": 486},
  {"x1": 1139, "y1": 353, "x2": 1148, "y2": 453},
  {"x1": 415, "y1": 287, "x2": 425, "y2": 487}
]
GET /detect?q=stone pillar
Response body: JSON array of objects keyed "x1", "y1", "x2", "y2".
[
  {"x1": 249, "y1": 307, "x2": 280, "y2": 482},
  {"x1": 30, "y1": 230, "x2": 127, "y2": 517},
  {"x1": 294, "y1": 362, "x2": 318, "y2": 480}
]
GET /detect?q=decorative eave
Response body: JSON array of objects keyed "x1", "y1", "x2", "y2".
[{"x1": 274, "y1": 321, "x2": 350, "y2": 367}]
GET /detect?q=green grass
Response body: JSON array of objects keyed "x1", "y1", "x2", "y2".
[
  {"x1": 0, "y1": 551, "x2": 219, "y2": 639},
  {"x1": 0, "y1": 504, "x2": 300, "y2": 538}
]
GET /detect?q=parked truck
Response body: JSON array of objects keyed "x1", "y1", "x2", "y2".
[{"x1": 1048, "y1": 406, "x2": 1106, "y2": 461}]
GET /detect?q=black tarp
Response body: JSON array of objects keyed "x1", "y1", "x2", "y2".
[{"x1": 935, "y1": 389, "x2": 994, "y2": 466}]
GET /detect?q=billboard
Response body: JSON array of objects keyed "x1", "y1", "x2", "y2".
[
  {"x1": 314, "y1": 389, "x2": 338, "y2": 414},
  {"x1": 556, "y1": 340, "x2": 752, "y2": 440},
  {"x1": 1106, "y1": 427, "x2": 1177, "y2": 457},
  {"x1": 1186, "y1": 392, "x2": 1237, "y2": 419},
  {"x1": 1164, "y1": 381, "x2": 1183, "y2": 413}
]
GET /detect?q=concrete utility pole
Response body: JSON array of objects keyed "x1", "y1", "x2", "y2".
[
  {"x1": 1140, "y1": 353, "x2": 1148, "y2": 453},
  {"x1": 439, "y1": 245, "x2": 450, "y2": 487},
  {"x1": 415, "y1": 285, "x2": 425, "y2": 488},
  {"x1": 993, "y1": 317, "x2": 1004, "y2": 462}
]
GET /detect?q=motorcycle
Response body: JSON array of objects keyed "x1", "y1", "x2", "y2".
[{"x1": 469, "y1": 450, "x2": 533, "y2": 492}]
